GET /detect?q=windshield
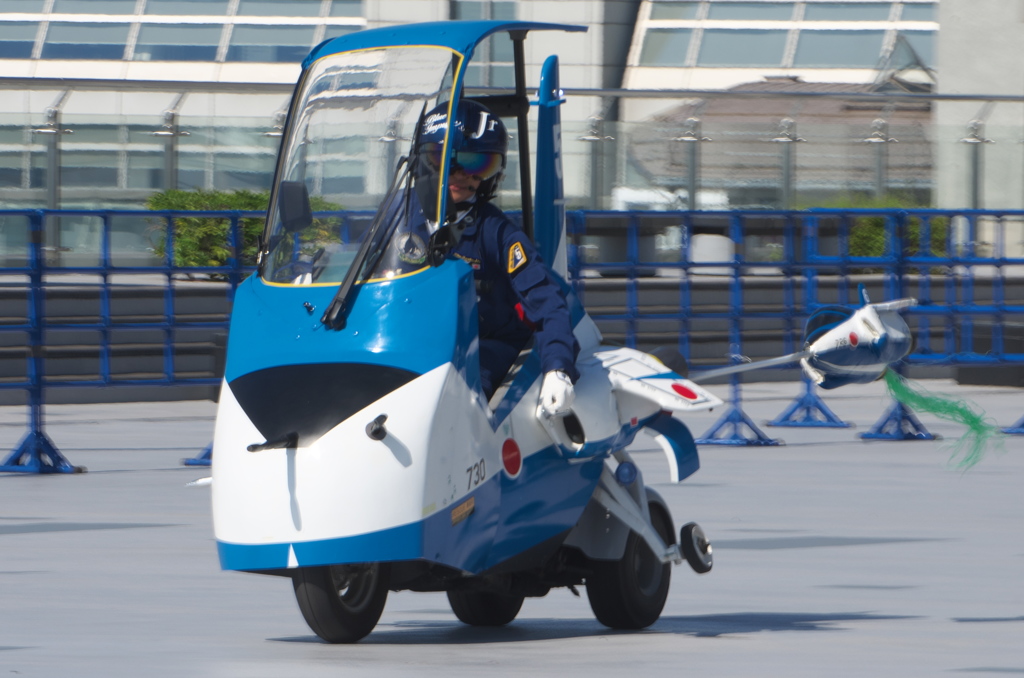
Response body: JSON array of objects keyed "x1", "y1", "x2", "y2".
[{"x1": 262, "y1": 46, "x2": 460, "y2": 286}]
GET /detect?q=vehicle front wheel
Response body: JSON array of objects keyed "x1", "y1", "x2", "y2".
[
  {"x1": 447, "y1": 589, "x2": 525, "y2": 626},
  {"x1": 292, "y1": 562, "x2": 390, "y2": 643},
  {"x1": 586, "y1": 502, "x2": 673, "y2": 630}
]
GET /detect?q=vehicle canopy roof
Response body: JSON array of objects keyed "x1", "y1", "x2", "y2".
[{"x1": 302, "y1": 20, "x2": 586, "y2": 69}]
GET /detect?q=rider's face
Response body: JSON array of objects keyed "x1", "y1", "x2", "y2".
[{"x1": 448, "y1": 167, "x2": 481, "y2": 203}]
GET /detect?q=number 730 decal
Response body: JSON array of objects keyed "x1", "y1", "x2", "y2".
[{"x1": 466, "y1": 459, "x2": 486, "y2": 490}]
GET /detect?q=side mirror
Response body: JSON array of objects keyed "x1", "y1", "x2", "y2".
[{"x1": 278, "y1": 180, "x2": 313, "y2": 232}]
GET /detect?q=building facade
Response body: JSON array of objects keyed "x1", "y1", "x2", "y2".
[{"x1": 2, "y1": 0, "x2": 1020, "y2": 223}]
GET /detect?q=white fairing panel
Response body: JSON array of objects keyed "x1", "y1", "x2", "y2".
[{"x1": 212, "y1": 365, "x2": 451, "y2": 546}]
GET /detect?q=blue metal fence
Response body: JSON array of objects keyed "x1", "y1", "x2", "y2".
[{"x1": 2, "y1": 207, "x2": 1023, "y2": 472}]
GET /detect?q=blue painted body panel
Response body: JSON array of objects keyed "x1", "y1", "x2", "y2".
[
  {"x1": 217, "y1": 442, "x2": 608, "y2": 573},
  {"x1": 645, "y1": 413, "x2": 701, "y2": 482},
  {"x1": 224, "y1": 261, "x2": 477, "y2": 382},
  {"x1": 533, "y1": 55, "x2": 565, "y2": 268}
]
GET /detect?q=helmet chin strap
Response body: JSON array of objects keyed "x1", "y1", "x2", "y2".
[{"x1": 426, "y1": 196, "x2": 479, "y2": 266}]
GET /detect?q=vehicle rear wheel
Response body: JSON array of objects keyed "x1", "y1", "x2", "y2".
[
  {"x1": 447, "y1": 589, "x2": 525, "y2": 626},
  {"x1": 586, "y1": 502, "x2": 673, "y2": 629},
  {"x1": 292, "y1": 562, "x2": 390, "y2": 643}
]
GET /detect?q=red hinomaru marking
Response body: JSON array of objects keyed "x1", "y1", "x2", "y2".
[
  {"x1": 849, "y1": 332, "x2": 859, "y2": 347},
  {"x1": 671, "y1": 383, "x2": 698, "y2": 400},
  {"x1": 501, "y1": 439, "x2": 522, "y2": 476}
]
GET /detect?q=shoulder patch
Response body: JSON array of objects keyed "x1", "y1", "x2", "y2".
[{"x1": 507, "y1": 242, "x2": 527, "y2": 274}]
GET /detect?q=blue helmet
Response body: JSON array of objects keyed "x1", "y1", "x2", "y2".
[{"x1": 415, "y1": 99, "x2": 508, "y2": 203}]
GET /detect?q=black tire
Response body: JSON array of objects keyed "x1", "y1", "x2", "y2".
[
  {"x1": 447, "y1": 589, "x2": 525, "y2": 626},
  {"x1": 292, "y1": 562, "x2": 390, "y2": 643},
  {"x1": 586, "y1": 503, "x2": 674, "y2": 630},
  {"x1": 679, "y1": 522, "x2": 713, "y2": 574}
]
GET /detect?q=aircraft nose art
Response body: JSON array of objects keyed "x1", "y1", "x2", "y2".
[{"x1": 228, "y1": 362, "x2": 419, "y2": 447}]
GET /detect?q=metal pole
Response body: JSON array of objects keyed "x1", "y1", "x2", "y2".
[
  {"x1": 31, "y1": 91, "x2": 73, "y2": 266},
  {"x1": 152, "y1": 93, "x2": 189, "y2": 191},
  {"x1": 872, "y1": 119, "x2": 889, "y2": 199},
  {"x1": 959, "y1": 105, "x2": 995, "y2": 210},
  {"x1": 771, "y1": 118, "x2": 803, "y2": 210},
  {"x1": 671, "y1": 118, "x2": 710, "y2": 210}
]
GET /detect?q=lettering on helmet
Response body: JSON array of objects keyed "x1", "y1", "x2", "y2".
[
  {"x1": 470, "y1": 111, "x2": 498, "y2": 139},
  {"x1": 423, "y1": 112, "x2": 447, "y2": 136},
  {"x1": 507, "y1": 242, "x2": 527, "y2": 274}
]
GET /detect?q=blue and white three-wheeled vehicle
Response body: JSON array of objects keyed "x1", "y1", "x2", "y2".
[{"x1": 211, "y1": 20, "x2": 723, "y2": 643}]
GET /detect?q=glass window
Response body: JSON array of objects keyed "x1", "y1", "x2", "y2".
[
  {"x1": 492, "y1": 1, "x2": 515, "y2": 20},
  {"x1": 52, "y1": 0, "x2": 137, "y2": 13},
  {"x1": 65, "y1": 124, "x2": 120, "y2": 143},
  {"x1": 0, "y1": 150, "x2": 22, "y2": 188},
  {"x1": 0, "y1": 22, "x2": 37, "y2": 58},
  {"x1": 177, "y1": 151, "x2": 207, "y2": 189},
  {"x1": 900, "y1": 3, "x2": 936, "y2": 21},
  {"x1": 0, "y1": 125, "x2": 25, "y2": 144},
  {"x1": 803, "y1": 3, "x2": 891, "y2": 21},
  {"x1": 697, "y1": 29, "x2": 787, "y2": 66},
  {"x1": 42, "y1": 22, "x2": 129, "y2": 60},
  {"x1": 639, "y1": 28, "x2": 691, "y2": 66},
  {"x1": 329, "y1": 0, "x2": 363, "y2": 17},
  {"x1": 0, "y1": 0, "x2": 45, "y2": 11},
  {"x1": 793, "y1": 30, "x2": 886, "y2": 67},
  {"x1": 134, "y1": 24, "x2": 221, "y2": 61},
  {"x1": 62, "y1": 151, "x2": 119, "y2": 187},
  {"x1": 145, "y1": 0, "x2": 230, "y2": 15},
  {"x1": 30, "y1": 152, "x2": 47, "y2": 188},
  {"x1": 453, "y1": 1, "x2": 484, "y2": 20},
  {"x1": 126, "y1": 152, "x2": 163, "y2": 189},
  {"x1": 321, "y1": 159, "x2": 364, "y2": 194},
  {"x1": 323, "y1": 25, "x2": 359, "y2": 40},
  {"x1": 899, "y1": 29, "x2": 934, "y2": 66},
  {"x1": 236, "y1": 0, "x2": 321, "y2": 16},
  {"x1": 707, "y1": 2, "x2": 794, "y2": 21},
  {"x1": 650, "y1": 2, "x2": 700, "y2": 20},
  {"x1": 226, "y1": 25, "x2": 316, "y2": 62},
  {"x1": 213, "y1": 152, "x2": 273, "y2": 190}
]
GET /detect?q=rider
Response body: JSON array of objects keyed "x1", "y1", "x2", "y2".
[{"x1": 414, "y1": 99, "x2": 579, "y2": 415}]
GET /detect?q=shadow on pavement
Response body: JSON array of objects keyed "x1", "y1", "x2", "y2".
[{"x1": 269, "y1": 611, "x2": 917, "y2": 645}]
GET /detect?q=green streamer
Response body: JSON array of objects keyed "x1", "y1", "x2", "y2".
[{"x1": 882, "y1": 370, "x2": 1004, "y2": 469}]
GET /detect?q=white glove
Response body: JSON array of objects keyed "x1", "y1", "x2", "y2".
[{"x1": 539, "y1": 370, "x2": 575, "y2": 417}]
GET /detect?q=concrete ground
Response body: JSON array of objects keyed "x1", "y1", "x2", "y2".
[{"x1": 1, "y1": 379, "x2": 1022, "y2": 678}]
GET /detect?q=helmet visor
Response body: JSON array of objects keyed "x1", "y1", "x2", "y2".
[{"x1": 452, "y1": 151, "x2": 504, "y2": 180}]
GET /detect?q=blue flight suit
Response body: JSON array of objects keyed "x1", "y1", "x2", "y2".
[{"x1": 448, "y1": 201, "x2": 580, "y2": 399}]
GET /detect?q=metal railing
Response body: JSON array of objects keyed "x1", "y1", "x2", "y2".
[{"x1": 2, "y1": 207, "x2": 1023, "y2": 472}]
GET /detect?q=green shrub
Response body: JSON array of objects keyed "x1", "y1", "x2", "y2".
[
  {"x1": 146, "y1": 189, "x2": 341, "y2": 271},
  {"x1": 146, "y1": 189, "x2": 269, "y2": 268},
  {"x1": 804, "y1": 193, "x2": 948, "y2": 259}
]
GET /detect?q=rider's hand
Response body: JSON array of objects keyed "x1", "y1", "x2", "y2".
[{"x1": 539, "y1": 370, "x2": 575, "y2": 417}]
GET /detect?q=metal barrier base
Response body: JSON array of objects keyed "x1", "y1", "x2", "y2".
[
  {"x1": 859, "y1": 402, "x2": 937, "y2": 441},
  {"x1": 1, "y1": 431, "x2": 85, "y2": 474},
  {"x1": 1002, "y1": 414, "x2": 1024, "y2": 435},
  {"x1": 696, "y1": 405, "x2": 782, "y2": 446},
  {"x1": 767, "y1": 379, "x2": 851, "y2": 428},
  {"x1": 182, "y1": 443, "x2": 212, "y2": 467}
]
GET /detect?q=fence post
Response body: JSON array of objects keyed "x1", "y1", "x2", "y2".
[
  {"x1": 0, "y1": 210, "x2": 83, "y2": 474},
  {"x1": 861, "y1": 212, "x2": 935, "y2": 441},
  {"x1": 768, "y1": 374, "x2": 851, "y2": 428},
  {"x1": 695, "y1": 213, "x2": 780, "y2": 446}
]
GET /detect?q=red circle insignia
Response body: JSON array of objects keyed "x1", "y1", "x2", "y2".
[
  {"x1": 501, "y1": 439, "x2": 522, "y2": 477},
  {"x1": 849, "y1": 332, "x2": 859, "y2": 347},
  {"x1": 671, "y1": 383, "x2": 698, "y2": 400}
]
